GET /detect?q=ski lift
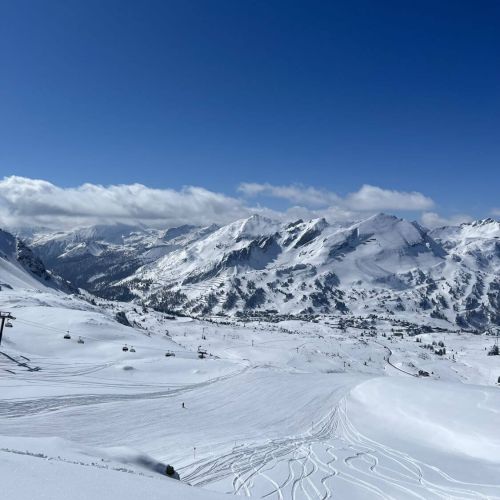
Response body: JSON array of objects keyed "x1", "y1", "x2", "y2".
[
  {"x1": 5, "y1": 320, "x2": 13, "y2": 328},
  {"x1": 197, "y1": 348, "x2": 208, "y2": 359},
  {"x1": 165, "y1": 351, "x2": 175, "y2": 357},
  {"x1": 122, "y1": 345, "x2": 129, "y2": 352},
  {"x1": 64, "y1": 332, "x2": 71, "y2": 340},
  {"x1": 77, "y1": 336, "x2": 85, "y2": 344},
  {"x1": 129, "y1": 347, "x2": 136, "y2": 353}
]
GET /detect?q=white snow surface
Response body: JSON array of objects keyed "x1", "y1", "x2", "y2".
[{"x1": 1, "y1": 242, "x2": 500, "y2": 499}]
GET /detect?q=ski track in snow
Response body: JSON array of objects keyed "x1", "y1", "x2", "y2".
[
  {"x1": 179, "y1": 396, "x2": 500, "y2": 499},
  {"x1": 0, "y1": 362, "x2": 250, "y2": 418}
]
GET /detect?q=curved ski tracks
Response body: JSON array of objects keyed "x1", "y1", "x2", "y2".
[{"x1": 180, "y1": 393, "x2": 500, "y2": 500}]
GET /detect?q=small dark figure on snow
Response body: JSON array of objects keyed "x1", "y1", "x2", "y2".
[{"x1": 182, "y1": 402, "x2": 185, "y2": 409}]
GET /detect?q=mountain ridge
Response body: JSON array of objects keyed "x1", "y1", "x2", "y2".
[{"x1": 21, "y1": 214, "x2": 500, "y2": 330}]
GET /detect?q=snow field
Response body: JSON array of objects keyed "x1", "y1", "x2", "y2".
[{"x1": 1, "y1": 284, "x2": 500, "y2": 498}]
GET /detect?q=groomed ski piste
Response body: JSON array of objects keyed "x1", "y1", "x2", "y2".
[{"x1": 1, "y1": 262, "x2": 500, "y2": 499}]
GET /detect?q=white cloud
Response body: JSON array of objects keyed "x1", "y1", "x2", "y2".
[
  {"x1": 344, "y1": 184, "x2": 434, "y2": 211},
  {"x1": 0, "y1": 176, "x2": 475, "y2": 232},
  {"x1": 238, "y1": 182, "x2": 340, "y2": 207},
  {"x1": 0, "y1": 176, "x2": 252, "y2": 229},
  {"x1": 421, "y1": 211, "x2": 473, "y2": 229},
  {"x1": 239, "y1": 182, "x2": 434, "y2": 211}
]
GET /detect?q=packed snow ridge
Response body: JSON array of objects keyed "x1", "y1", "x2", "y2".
[{"x1": 26, "y1": 213, "x2": 500, "y2": 330}]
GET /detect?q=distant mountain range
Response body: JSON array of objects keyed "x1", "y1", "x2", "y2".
[{"x1": 9, "y1": 213, "x2": 500, "y2": 330}]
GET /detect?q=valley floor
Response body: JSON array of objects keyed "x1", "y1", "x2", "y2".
[{"x1": 1, "y1": 289, "x2": 500, "y2": 499}]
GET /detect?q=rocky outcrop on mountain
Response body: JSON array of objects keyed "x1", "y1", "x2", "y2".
[{"x1": 0, "y1": 228, "x2": 75, "y2": 292}]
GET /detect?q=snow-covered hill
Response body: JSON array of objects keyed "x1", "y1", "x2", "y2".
[{"x1": 26, "y1": 214, "x2": 500, "y2": 330}]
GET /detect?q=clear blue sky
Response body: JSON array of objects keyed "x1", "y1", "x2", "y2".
[{"x1": 1, "y1": 0, "x2": 499, "y2": 217}]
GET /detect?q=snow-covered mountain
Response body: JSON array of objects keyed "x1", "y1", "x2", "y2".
[
  {"x1": 27, "y1": 223, "x2": 218, "y2": 300},
  {"x1": 25, "y1": 214, "x2": 500, "y2": 329},
  {"x1": 0, "y1": 228, "x2": 75, "y2": 293}
]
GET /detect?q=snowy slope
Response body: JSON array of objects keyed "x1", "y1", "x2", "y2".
[
  {"x1": 0, "y1": 241, "x2": 240, "y2": 498},
  {"x1": 2, "y1": 281, "x2": 500, "y2": 498},
  {"x1": 1, "y1": 436, "x2": 229, "y2": 500}
]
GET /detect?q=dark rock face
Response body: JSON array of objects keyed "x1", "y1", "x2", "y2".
[
  {"x1": 16, "y1": 240, "x2": 51, "y2": 281},
  {"x1": 0, "y1": 228, "x2": 76, "y2": 293},
  {"x1": 115, "y1": 311, "x2": 132, "y2": 327}
]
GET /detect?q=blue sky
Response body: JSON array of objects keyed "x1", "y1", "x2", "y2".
[{"x1": 0, "y1": 0, "x2": 499, "y2": 228}]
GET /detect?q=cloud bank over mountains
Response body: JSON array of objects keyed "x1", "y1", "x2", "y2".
[
  {"x1": 0, "y1": 175, "x2": 481, "y2": 231},
  {"x1": 238, "y1": 182, "x2": 435, "y2": 211},
  {"x1": 0, "y1": 176, "x2": 250, "y2": 229}
]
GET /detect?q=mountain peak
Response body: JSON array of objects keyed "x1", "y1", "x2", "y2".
[
  {"x1": 230, "y1": 214, "x2": 280, "y2": 238},
  {"x1": 367, "y1": 212, "x2": 400, "y2": 223},
  {"x1": 356, "y1": 212, "x2": 403, "y2": 234},
  {"x1": 471, "y1": 217, "x2": 497, "y2": 227}
]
